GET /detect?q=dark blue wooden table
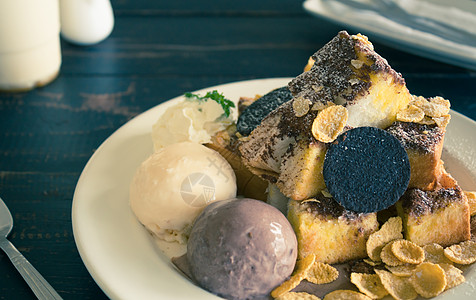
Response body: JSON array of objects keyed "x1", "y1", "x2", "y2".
[{"x1": 1, "y1": 1, "x2": 475, "y2": 299}]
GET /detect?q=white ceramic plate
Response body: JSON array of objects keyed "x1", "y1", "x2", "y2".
[
  {"x1": 72, "y1": 78, "x2": 476, "y2": 300},
  {"x1": 303, "y1": 0, "x2": 476, "y2": 71}
]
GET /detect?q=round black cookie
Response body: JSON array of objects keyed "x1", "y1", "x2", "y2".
[
  {"x1": 323, "y1": 126, "x2": 410, "y2": 213},
  {"x1": 236, "y1": 86, "x2": 293, "y2": 136}
]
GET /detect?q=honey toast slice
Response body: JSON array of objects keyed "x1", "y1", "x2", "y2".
[
  {"x1": 288, "y1": 195, "x2": 379, "y2": 264},
  {"x1": 396, "y1": 171, "x2": 471, "y2": 247},
  {"x1": 288, "y1": 31, "x2": 412, "y2": 129},
  {"x1": 387, "y1": 121, "x2": 445, "y2": 190},
  {"x1": 276, "y1": 136, "x2": 327, "y2": 201},
  {"x1": 240, "y1": 31, "x2": 412, "y2": 200}
]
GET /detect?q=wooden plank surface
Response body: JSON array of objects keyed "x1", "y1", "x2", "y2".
[{"x1": 0, "y1": 0, "x2": 475, "y2": 299}]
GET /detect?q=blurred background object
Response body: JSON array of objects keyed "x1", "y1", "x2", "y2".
[
  {"x1": 0, "y1": 0, "x2": 61, "y2": 92},
  {"x1": 60, "y1": 0, "x2": 114, "y2": 45},
  {"x1": 304, "y1": 0, "x2": 476, "y2": 70}
]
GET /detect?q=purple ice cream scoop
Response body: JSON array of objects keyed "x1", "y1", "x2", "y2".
[{"x1": 187, "y1": 198, "x2": 297, "y2": 300}]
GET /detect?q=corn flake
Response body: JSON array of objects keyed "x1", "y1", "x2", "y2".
[
  {"x1": 432, "y1": 114, "x2": 451, "y2": 128},
  {"x1": 363, "y1": 258, "x2": 381, "y2": 267},
  {"x1": 391, "y1": 239, "x2": 425, "y2": 265},
  {"x1": 464, "y1": 191, "x2": 476, "y2": 216},
  {"x1": 323, "y1": 290, "x2": 372, "y2": 300},
  {"x1": 409, "y1": 262, "x2": 446, "y2": 298},
  {"x1": 381, "y1": 240, "x2": 405, "y2": 267},
  {"x1": 423, "y1": 243, "x2": 453, "y2": 265},
  {"x1": 438, "y1": 263, "x2": 465, "y2": 290},
  {"x1": 306, "y1": 262, "x2": 339, "y2": 284},
  {"x1": 353, "y1": 33, "x2": 374, "y2": 50},
  {"x1": 374, "y1": 269, "x2": 417, "y2": 300},
  {"x1": 297, "y1": 254, "x2": 317, "y2": 273},
  {"x1": 396, "y1": 105, "x2": 424, "y2": 123},
  {"x1": 271, "y1": 255, "x2": 316, "y2": 298},
  {"x1": 411, "y1": 96, "x2": 448, "y2": 118},
  {"x1": 304, "y1": 56, "x2": 315, "y2": 72},
  {"x1": 417, "y1": 116, "x2": 436, "y2": 125},
  {"x1": 311, "y1": 105, "x2": 348, "y2": 143},
  {"x1": 271, "y1": 275, "x2": 304, "y2": 299},
  {"x1": 350, "y1": 273, "x2": 388, "y2": 299},
  {"x1": 366, "y1": 217, "x2": 403, "y2": 261},
  {"x1": 385, "y1": 264, "x2": 417, "y2": 277},
  {"x1": 276, "y1": 292, "x2": 321, "y2": 300},
  {"x1": 429, "y1": 96, "x2": 450, "y2": 113},
  {"x1": 444, "y1": 240, "x2": 476, "y2": 264}
]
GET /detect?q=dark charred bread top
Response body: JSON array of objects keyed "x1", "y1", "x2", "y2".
[
  {"x1": 386, "y1": 121, "x2": 444, "y2": 154},
  {"x1": 269, "y1": 31, "x2": 407, "y2": 139},
  {"x1": 471, "y1": 216, "x2": 476, "y2": 242},
  {"x1": 295, "y1": 193, "x2": 372, "y2": 221},
  {"x1": 273, "y1": 101, "x2": 318, "y2": 138},
  {"x1": 400, "y1": 187, "x2": 465, "y2": 218},
  {"x1": 288, "y1": 31, "x2": 405, "y2": 109},
  {"x1": 289, "y1": 31, "x2": 359, "y2": 105}
]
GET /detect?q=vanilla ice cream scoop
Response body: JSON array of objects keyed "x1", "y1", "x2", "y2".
[
  {"x1": 151, "y1": 97, "x2": 234, "y2": 151},
  {"x1": 129, "y1": 142, "x2": 237, "y2": 243}
]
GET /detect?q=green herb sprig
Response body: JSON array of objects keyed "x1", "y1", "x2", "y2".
[{"x1": 184, "y1": 90, "x2": 235, "y2": 117}]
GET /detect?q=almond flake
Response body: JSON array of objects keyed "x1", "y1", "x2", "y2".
[
  {"x1": 293, "y1": 96, "x2": 312, "y2": 117},
  {"x1": 311, "y1": 101, "x2": 334, "y2": 111},
  {"x1": 312, "y1": 85, "x2": 324, "y2": 93},
  {"x1": 351, "y1": 60, "x2": 364, "y2": 69}
]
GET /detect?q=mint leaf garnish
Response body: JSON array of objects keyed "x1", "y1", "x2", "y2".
[{"x1": 184, "y1": 90, "x2": 235, "y2": 117}]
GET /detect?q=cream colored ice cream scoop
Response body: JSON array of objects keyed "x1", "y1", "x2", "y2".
[
  {"x1": 152, "y1": 97, "x2": 234, "y2": 151},
  {"x1": 129, "y1": 142, "x2": 237, "y2": 244}
]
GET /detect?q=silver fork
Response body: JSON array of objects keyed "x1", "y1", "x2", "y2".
[{"x1": 0, "y1": 197, "x2": 63, "y2": 300}]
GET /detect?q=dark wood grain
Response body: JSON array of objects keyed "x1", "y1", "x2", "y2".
[{"x1": 1, "y1": 0, "x2": 475, "y2": 299}]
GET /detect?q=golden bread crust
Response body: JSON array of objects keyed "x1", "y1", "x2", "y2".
[{"x1": 288, "y1": 196, "x2": 378, "y2": 264}]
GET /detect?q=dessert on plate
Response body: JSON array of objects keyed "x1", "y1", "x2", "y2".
[{"x1": 130, "y1": 31, "x2": 476, "y2": 299}]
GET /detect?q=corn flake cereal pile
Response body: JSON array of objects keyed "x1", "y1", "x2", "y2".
[
  {"x1": 271, "y1": 217, "x2": 476, "y2": 299},
  {"x1": 396, "y1": 96, "x2": 451, "y2": 128}
]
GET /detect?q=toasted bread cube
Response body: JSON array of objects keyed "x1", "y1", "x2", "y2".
[
  {"x1": 387, "y1": 121, "x2": 445, "y2": 190},
  {"x1": 396, "y1": 172, "x2": 471, "y2": 247},
  {"x1": 277, "y1": 138, "x2": 327, "y2": 201},
  {"x1": 288, "y1": 196, "x2": 379, "y2": 264}
]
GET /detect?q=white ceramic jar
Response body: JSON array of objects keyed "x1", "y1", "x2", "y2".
[
  {"x1": 0, "y1": 0, "x2": 61, "y2": 92},
  {"x1": 60, "y1": 0, "x2": 114, "y2": 46}
]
